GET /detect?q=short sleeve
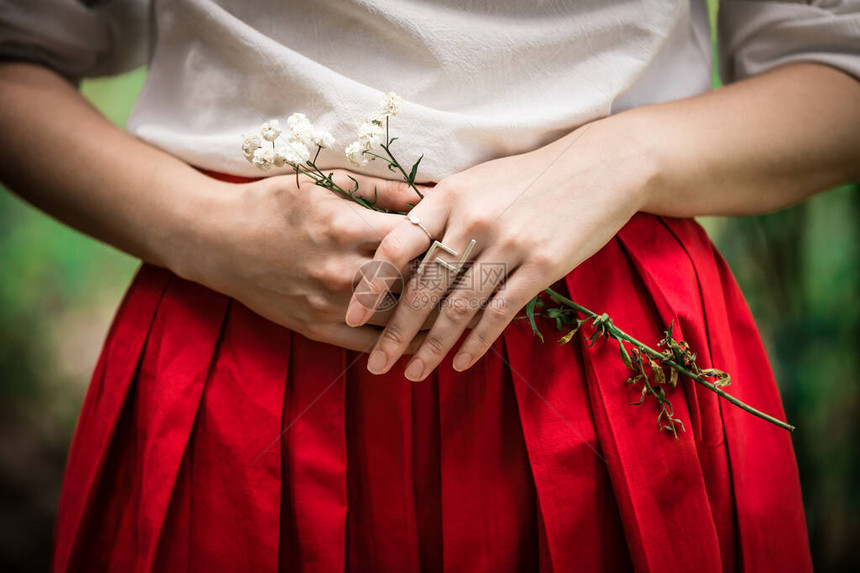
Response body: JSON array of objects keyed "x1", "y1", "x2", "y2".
[
  {"x1": 719, "y1": 0, "x2": 860, "y2": 83},
  {"x1": 0, "y1": 0, "x2": 151, "y2": 81}
]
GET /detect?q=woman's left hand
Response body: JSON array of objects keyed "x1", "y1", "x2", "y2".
[{"x1": 345, "y1": 115, "x2": 658, "y2": 380}]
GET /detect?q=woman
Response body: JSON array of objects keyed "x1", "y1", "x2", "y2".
[{"x1": 1, "y1": 0, "x2": 858, "y2": 571}]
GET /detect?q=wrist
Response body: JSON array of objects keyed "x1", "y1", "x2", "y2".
[
  {"x1": 153, "y1": 170, "x2": 239, "y2": 285},
  {"x1": 598, "y1": 110, "x2": 666, "y2": 214}
]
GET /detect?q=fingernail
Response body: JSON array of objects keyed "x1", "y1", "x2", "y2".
[
  {"x1": 452, "y1": 353, "x2": 472, "y2": 372},
  {"x1": 367, "y1": 350, "x2": 387, "y2": 374},
  {"x1": 404, "y1": 358, "x2": 425, "y2": 381},
  {"x1": 345, "y1": 302, "x2": 365, "y2": 327}
]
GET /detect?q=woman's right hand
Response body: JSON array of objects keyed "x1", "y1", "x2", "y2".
[{"x1": 175, "y1": 169, "x2": 425, "y2": 352}]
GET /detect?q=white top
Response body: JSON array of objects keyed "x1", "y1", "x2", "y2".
[{"x1": 2, "y1": 0, "x2": 859, "y2": 181}]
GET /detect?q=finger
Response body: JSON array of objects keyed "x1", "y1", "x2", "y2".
[
  {"x1": 365, "y1": 302, "x2": 480, "y2": 330},
  {"x1": 365, "y1": 229, "x2": 490, "y2": 375},
  {"x1": 364, "y1": 254, "x2": 459, "y2": 374},
  {"x1": 307, "y1": 322, "x2": 386, "y2": 353},
  {"x1": 303, "y1": 321, "x2": 426, "y2": 355},
  {"x1": 352, "y1": 177, "x2": 431, "y2": 213},
  {"x1": 336, "y1": 206, "x2": 410, "y2": 251},
  {"x1": 331, "y1": 170, "x2": 430, "y2": 212},
  {"x1": 403, "y1": 252, "x2": 510, "y2": 381},
  {"x1": 450, "y1": 272, "x2": 540, "y2": 372},
  {"x1": 345, "y1": 203, "x2": 447, "y2": 327}
]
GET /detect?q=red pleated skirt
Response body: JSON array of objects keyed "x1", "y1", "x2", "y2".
[{"x1": 51, "y1": 206, "x2": 812, "y2": 572}]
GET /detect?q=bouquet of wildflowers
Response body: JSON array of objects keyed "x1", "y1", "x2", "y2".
[
  {"x1": 241, "y1": 93, "x2": 420, "y2": 213},
  {"x1": 239, "y1": 92, "x2": 794, "y2": 436}
]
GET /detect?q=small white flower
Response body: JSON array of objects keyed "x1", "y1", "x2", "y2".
[
  {"x1": 357, "y1": 122, "x2": 384, "y2": 148},
  {"x1": 345, "y1": 141, "x2": 368, "y2": 167},
  {"x1": 273, "y1": 145, "x2": 289, "y2": 167},
  {"x1": 287, "y1": 113, "x2": 314, "y2": 145},
  {"x1": 364, "y1": 111, "x2": 384, "y2": 126},
  {"x1": 260, "y1": 119, "x2": 281, "y2": 142},
  {"x1": 252, "y1": 147, "x2": 275, "y2": 171},
  {"x1": 275, "y1": 139, "x2": 311, "y2": 166},
  {"x1": 379, "y1": 91, "x2": 403, "y2": 117},
  {"x1": 311, "y1": 128, "x2": 335, "y2": 149},
  {"x1": 242, "y1": 133, "x2": 262, "y2": 162}
]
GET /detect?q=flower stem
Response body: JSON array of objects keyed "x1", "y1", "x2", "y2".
[
  {"x1": 380, "y1": 117, "x2": 424, "y2": 200},
  {"x1": 543, "y1": 287, "x2": 795, "y2": 432},
  {"x1": 295, "y1": 162, "x2": 390, "y2": 212}
]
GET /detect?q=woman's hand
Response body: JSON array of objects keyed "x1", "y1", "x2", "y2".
[
  {"x1": 179, "y1": 169, "x2": 427, "y2": 352},
  {"x1": 345, "y1": 116, "x2": 659, "y2": 379}
]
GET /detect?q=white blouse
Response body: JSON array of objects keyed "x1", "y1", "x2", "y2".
[{"x1": 2, "y1": 0, "x2": 859, "y2": 181}]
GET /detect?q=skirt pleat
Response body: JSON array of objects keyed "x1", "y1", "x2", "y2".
[
  {"x1": 343, "y1": 343, "x2": 421, "y2": 572},
  {"x1": 567, "y1": 229, "x2": 725, "y2": 572},
  {"x1": 53, "y1": 266, "x2": 171, "y2": 573},
  {"x1": 280, "y1": 334, "x2": 348, "y2": 572},
  {"x1": 501, "y1": 315, "x2": 631, "y2": 572},
  {"x1": 183, "y1": 301, "x2": 290, "y2": 572},
  {"x1": 437, "y1": 338, "x2": 538, "y2": 572},
  {"x1": 53, "y1": 213, "x2": 812, "y2": 573}
]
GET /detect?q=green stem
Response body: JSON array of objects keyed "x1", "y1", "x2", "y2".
[
  {"x1": 544, "y1": 288, "x2": 795, "y2": 432},
  {"x1": 376, "y1": 144, "x2": 424, "y2": 200},
  {"x1": 380, "y1": 117, "x2": 424, "y2": 200},
  {"x1": 297, "y1": 163, "x2": 386, "y2": 212}
]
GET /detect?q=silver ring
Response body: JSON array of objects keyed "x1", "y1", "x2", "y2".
[
  {"x1": 417, "y1": 238, "x2": 477, "y2": 274},
  {"x1": 407, "y1": 215, "x2": 434, "y2": 241}
]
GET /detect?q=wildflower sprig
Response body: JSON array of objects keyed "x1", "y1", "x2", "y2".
[
  {"x1": 346, "y1": 92, "x2": 425, "y2": 204},
  {"x1": 519, "y1": 288, "x2": 795, "y2": 435},
  {"x1": 243, "y1": 93, "x2": 424, "y2": 212},
  {"x1": 242, "y1": 114, "x2": 392, "y2": 212}
]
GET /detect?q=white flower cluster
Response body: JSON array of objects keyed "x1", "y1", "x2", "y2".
[
  {"x1": 242, "y1": 114, "x2": 335, "y2": 172},
  {"x1": 345, "y1": 91, "x2": 404, "y2": 167}
]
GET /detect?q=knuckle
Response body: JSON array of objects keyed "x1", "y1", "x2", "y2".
[
  {"x1": 471, "y1": 328, "x2": 494, "y2": 350},
  {"x1": 422, "y1": 333, "x2": 447, "y2": 357},
  {"x1": 363, "y1": 274, "x2": 391, "y2": 297},
  {"x1": 329, "y1": 169, "x2": 354, "y2": 190},
  {"x1": 327, "y1": 212, "x2": 353, "y2": 237},
  {"x1": 328, "y1": 268, "x2": 354, "y2": 292},
  {"x1": 494, "y1": 231, "x2": 521, "y2": 253},
  {"x1": 381, "y1": 322, "x2": 407, "y2": 346},
  {"x1": 309, "y1": 261, "x2": 341, "y2": 288},
  {"x1": 394, "y1": 180, "x2": 410, "y2": 195},
  {"x1": 462, "y1": 211, "x2": 492, "y2": 234},
  {"x1": 483, "y1": 300, "x2": 510, "y2": 323},
  {"x1": 306, "y1": 293, "x2": 332, "y2": 315},
  {"x1": 402, "y1": 286, "x2": 435, "y2": 311},
  {"x1": 378, "y1": 234, "x2": 404, "y2": 262},
  {"x1": 529, "y1": 248, "x2": 556, "y2": 271},
  {"x1": 436, "y1": 181, "x2": 460, "y2": 199},
  {"x1": 443, "y1": 296, "x2": 472, "y2": 322}
]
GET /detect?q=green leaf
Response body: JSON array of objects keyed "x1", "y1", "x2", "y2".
[
  {"x1": 525, "y1": 296, "x2": 544, "y2": 342},
  {"x1": 347, "y1": 175, "x2": 360, "y2": 196},
  {"x1": 407, "y1": 154, "x2": 423, "y2": 184}
]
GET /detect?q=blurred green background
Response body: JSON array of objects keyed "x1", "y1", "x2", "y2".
[{"x1": 1, "y1": 9, "x2": 859, "y2": 573}]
